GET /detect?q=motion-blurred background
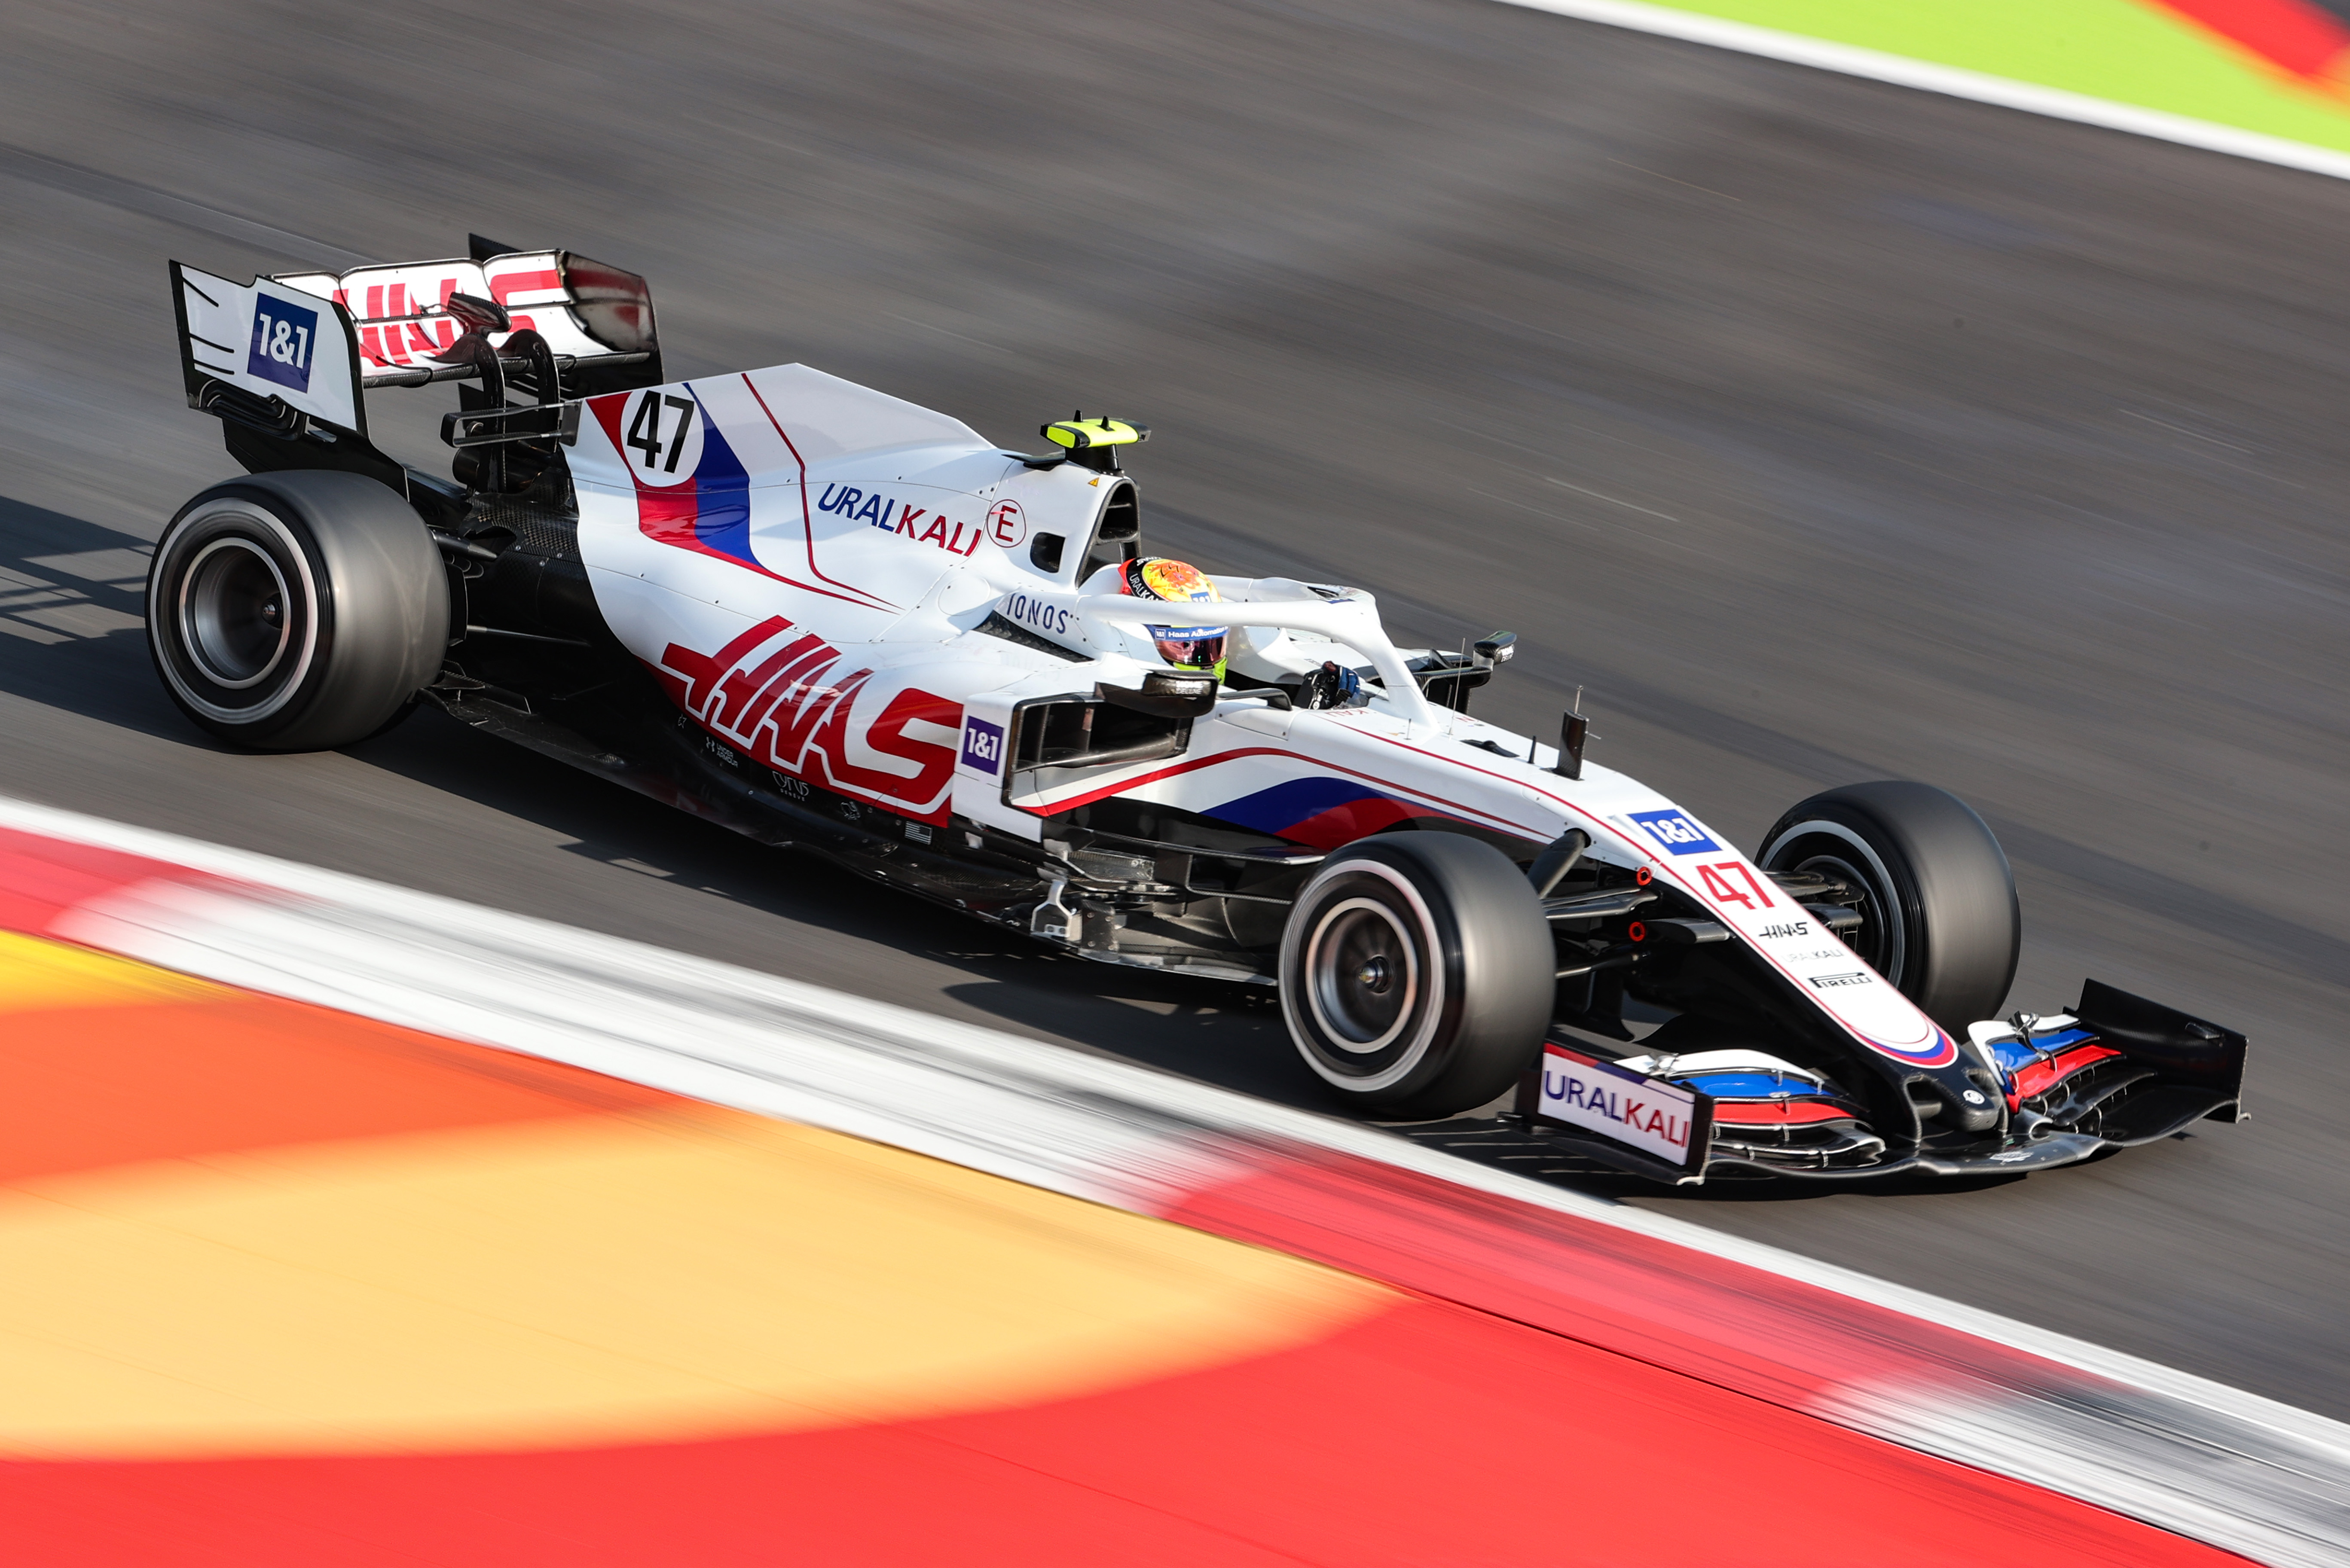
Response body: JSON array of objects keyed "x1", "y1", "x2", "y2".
[{"x1": 3, "y1": 0, "x2": 2348, "y2": 1419}]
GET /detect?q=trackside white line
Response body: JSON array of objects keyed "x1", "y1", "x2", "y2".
[
  {"x1": 57, "y1": 877, "x2": 1245, "y2": 1215},
  {"x1": 1489, "y1": 0, "x2": 2350, "y2": 183},
  {"x1": 1830, "y1": 1380, "x2": 2350, "y2": 1568},
  {"x1": 3, "y1": 794, "x2": 2347, "y2": 1562}
]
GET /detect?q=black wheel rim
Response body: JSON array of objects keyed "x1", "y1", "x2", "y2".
[
  {"x1": 1307, "y1": 897, "x2": 1420, "y2": 1053},
  {"x1": 1785, "y1": 848, "x2": 1901, "y2": 984},
  {"x1": 179, "y1": 537, "x2": 293, "y2": 689},
  {"x1": 152, "y1": 499, "x2": 318, "y2": 727},
  {"x1": 1284, "y1": 865, "x2": 1445, "y2": 1093}
]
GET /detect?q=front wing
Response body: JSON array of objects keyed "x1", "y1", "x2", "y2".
[{"x1": 1518, "y1": 980, "x2": 2244, "y2": 1184}]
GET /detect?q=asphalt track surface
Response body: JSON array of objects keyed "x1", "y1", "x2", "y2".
[{"x1": 4, "y1": 0, "x2": 2349, "y2": 1421}]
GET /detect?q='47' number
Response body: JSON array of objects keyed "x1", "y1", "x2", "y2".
[
  {"x1": 1698, "y1": 860, "x2": 1776, "y2": 910},
  {"x1": 626, "y1": 391, "x2": 697, "y2": 473}
]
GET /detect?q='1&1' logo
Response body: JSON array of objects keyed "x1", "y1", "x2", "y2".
[
  {"x1": 1628, "y1": 808, "x2": 1720, "y2": 856},
  {"x1": 961, "y1": 717, "x2": 1004, "y2": 775},
  {"x1": 248, "y1": 293, "x2": 319, "y2": 394}
]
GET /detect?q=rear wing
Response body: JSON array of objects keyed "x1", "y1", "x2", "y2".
[
  {"x1": 274, "y1": 246, "x2": 658, "y2": 390},
  {"x1": 169, "y1": 238, "x2": 663, "y2": 508}
]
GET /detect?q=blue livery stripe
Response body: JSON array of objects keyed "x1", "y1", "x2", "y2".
[
  {"x1": 690, "y1": 396, "x2": 756, "y2": 569},
  {"x1": 1209, "y1": 778, "x2": 1390, "y2": 836}
]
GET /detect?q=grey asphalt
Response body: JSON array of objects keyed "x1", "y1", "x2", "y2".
[{"x1": 6, "y1": 0, "x2": 2350, "y2": 1420}]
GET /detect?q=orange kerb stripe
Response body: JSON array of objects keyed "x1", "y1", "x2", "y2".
[{"x1": 0, "y1": 963, "x2": 674, "y2": 1183}]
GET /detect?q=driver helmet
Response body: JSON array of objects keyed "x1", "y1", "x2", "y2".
[{"x1": 1117, "y1": 557, "x2": 1228, "y2": 676}]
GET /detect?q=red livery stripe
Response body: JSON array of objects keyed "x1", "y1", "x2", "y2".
[
  {"x1": 2014, "y1": 1043, "x2": 2124, "y2": 1101},
  {"x1": 1709, "y1": 1100, "x2": 1861, "y2": 1127}
]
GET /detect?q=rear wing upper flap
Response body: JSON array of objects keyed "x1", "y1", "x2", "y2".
[{"x1": 272, "y1": 248, "x2": 660, "y2": 394}]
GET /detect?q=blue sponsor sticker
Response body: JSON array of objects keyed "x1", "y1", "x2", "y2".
[
  {"x1": 1629, "y1": 808, "x2": 1720, "y2": 855},
  {"x1": 961, "y1": 716, "x2": 1004, "y2": 775},
  {"x1": 247, "y1": 293, "x2": 320, "y2": 393},
  {"x1": 1001, "y1": 593, "x2": 1072, "y2": 637}
]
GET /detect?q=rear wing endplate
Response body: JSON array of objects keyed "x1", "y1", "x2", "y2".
[{"x1": 171, "y1": 259, "x2": 370, "y2": 436}]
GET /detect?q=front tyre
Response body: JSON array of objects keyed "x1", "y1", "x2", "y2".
[
  {"x1": 148, "y1": 471, "x2": 449, "y2": 751},
  {"x1": 1758, "y1": 781, "x2": 2020, "y2": 1031},
  {"x1": 1278, "y1": 833, "x2": 1555, "y2": 1119}
]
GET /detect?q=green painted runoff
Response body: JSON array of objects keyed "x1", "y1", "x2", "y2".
[{"x1": 1644, "y1": 0, "x2": 2350, "y2": 153}]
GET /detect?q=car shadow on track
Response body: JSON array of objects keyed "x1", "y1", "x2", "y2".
[
  {"x1": 346, "y1": 697, "x2": 1341, "y2": 1110},
  {"x1": 0, "y1": 495, "x2": 193, "y2": 741}
]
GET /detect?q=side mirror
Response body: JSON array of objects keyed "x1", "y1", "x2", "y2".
[
  {"x1": 1420, "y1": 631, "x2": 1513, "y2": 714},
  {"x1": 1100, "y1": 668, "x2": 1217, "y2": 718},
  {"x1": 1557, "y1": 701, "x2": 1589, "y2": 781}
]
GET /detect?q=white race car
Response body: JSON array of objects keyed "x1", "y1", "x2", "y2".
[{"x1": 147, "y1": 239, "x2": 2247, "y2": 1182}]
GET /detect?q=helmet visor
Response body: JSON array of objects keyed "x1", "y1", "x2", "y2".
[{"x1": 1150, "y1": 625, "x2": 1227, "y2": 671}]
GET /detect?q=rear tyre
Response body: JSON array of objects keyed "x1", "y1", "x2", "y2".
[
  {"x1": 148, "y1": 471, "x2": 449, "y2": 751},
  {"x1": 1278, "y1": 833, "x2": 1555, "y2": 1118},
  {"x1": 1758, "y1": 781, "x2": 2020, "y2": 1030}
]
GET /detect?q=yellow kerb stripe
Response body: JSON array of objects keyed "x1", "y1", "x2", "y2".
[
  {"x1": 0, "y1": 1107, "x2": 1392, "y2": 1459},
  {"x1": 0, "y1": 930, "x2": 224, "y2": 1013}
]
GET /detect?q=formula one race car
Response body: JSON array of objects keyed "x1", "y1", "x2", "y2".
[{"x1": 149, "y1": 240, "x2": 2249, "y2": 1183}]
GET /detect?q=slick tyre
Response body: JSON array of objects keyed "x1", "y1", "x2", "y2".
[
  {"x1": 1279, "y1": 833, "x2": 1555, "y2": 1119},
  {"x1": 148, "y1": 471, "x2": 449, "y2": 751},
  {"x1": 1759, "y1": 781, "x2": 2020, "y2": 1031}
]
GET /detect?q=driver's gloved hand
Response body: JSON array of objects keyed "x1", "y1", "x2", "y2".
[{"x1": 1297, "y1": 660, "x2": 1361, "y2": 710}]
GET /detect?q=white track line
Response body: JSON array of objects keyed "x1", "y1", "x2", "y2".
[
  {"x1": 1493, "y1": 0, "x2": 2350, "y2": 183},
  {"x1": 4, "y1": 793, "x2": 2347, "y2": 1562}
]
